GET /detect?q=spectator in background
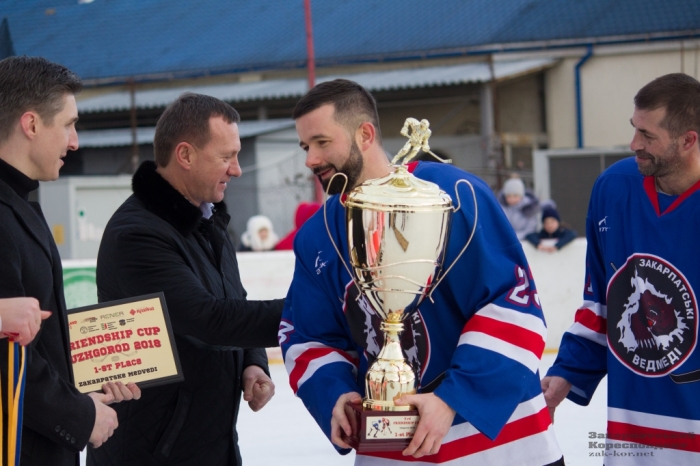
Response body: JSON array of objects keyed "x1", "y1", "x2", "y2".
[
  {"x1": 240, "y1": 214, "x2": 279, "y2": 251},
  {"x1": 275, "y1": 201, "x2": 321, "y2": 250},
  {"x1": 525, "y1": 204, "x2": 577, "y2": 252},
  {"x1": 497, "y1": 176, "x2": 540, "y2": 240}
]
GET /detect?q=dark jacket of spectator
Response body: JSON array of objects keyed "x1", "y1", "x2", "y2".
[{"x1": 525, "y1": 205, "x2": 577, "y2": 250}]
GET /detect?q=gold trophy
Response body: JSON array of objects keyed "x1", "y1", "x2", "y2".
[{"x1": 324, "y1": 118, "x2": 477, "y2": 452}]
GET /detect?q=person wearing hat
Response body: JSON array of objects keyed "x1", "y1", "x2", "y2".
[
  {"x1": 239, "y1": 214, "x2": 279, "y2": 251},
  {"x1": 525, "y1": 204, "x2": 577, "y2": 252},
  {"x1": 497, "y1": 176, "x2": 540, "y2": 240}
]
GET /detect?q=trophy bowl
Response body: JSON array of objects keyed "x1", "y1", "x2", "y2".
[{"x1": 345, "y1": 166, "x2": 452, "y2": 411}]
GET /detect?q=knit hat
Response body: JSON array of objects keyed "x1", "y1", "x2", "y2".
[
  {"x1": 503, "y1": 178, "x2": 525, "y2": 197},
  {"x1": 542, "y1": 205, "x2": 560, "y2": 222}
]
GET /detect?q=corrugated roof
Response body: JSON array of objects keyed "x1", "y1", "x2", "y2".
[
  {"x1": 78, "y1": 119, "x2": 295, "y2": 148},
  {"x1": 77, "y1": 58, "x2": 555, "y2": 114},
  {"x1": 1, "y1": 0, "x2": 698, "y2": 83}
]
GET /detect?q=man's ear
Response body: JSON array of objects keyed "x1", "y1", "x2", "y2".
[
  {"x1": 173, "y1": 142, "x2": 195, "y2": 170},
  {"x1": 682, "y1": 130, "x2": 699, "y2": 152},
  {"x1": 18, "y1": 111, "x2": 39, "y2": 140},
  {"x1": 356, "y1": 122, "x2": 376, "y2": 151}
]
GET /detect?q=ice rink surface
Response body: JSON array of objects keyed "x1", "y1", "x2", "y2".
[{"x1": 81, "y1": 352, "x2": 607, "y2": 465}]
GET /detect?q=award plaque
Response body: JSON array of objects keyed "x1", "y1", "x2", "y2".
[
  {"x1": 326, "y1": 118, "x2": 477, "y2": 452},
  {"x1": 67, "y1": 292, "x2": 183, "y2": 393}
]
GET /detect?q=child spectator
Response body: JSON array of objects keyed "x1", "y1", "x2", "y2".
[
  {"x1": 525, "y1": 205, "x2": 577, "y2": 252},
  {"x1": 239, "y1": 215, "x2": 279, "y2": 251},
  {"x1": 497, "y1": 177, "x2": 540, "y2": 240}
]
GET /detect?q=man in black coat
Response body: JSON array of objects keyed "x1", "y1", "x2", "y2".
[
  {"x1": 0, "y1": 56, "x2": 138, "y2": 466},
  {"x1": 89, "y1": 93, "x2": 284, "y2": 465}
]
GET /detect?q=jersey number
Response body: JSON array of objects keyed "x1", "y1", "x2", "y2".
[{"x1": 506, "y1": 266, "x2": 541, "y2": 308}]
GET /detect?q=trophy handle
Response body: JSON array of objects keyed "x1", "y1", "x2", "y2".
[
  {"x1": 323, "y1": 173, "x2": 363, "y2": 296},
  {"x1": 428, "y1": 179, "x2": 478, "y2": 298}
]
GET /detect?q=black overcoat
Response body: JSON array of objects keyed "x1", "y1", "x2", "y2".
[
  {"x1": 0, "y1": 177, "x2": 95, "y2": 466},
  {"x1": 88, "y1": 161, "x2": 283, "y2": 466}
]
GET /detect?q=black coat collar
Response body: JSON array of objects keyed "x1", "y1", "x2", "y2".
[
  {"x1": 0, "y1": 158, "x2": 39, "y2": 200},
  {"x1": 0, "y1": 177, "x2": 53, "y2": 261},
  {"x1": 132, "y1": 161, "x2": 230, "y2": 236}
]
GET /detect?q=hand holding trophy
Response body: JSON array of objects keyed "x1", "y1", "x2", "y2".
[{"x1": 324, "y1": 118, "x2": 477, "y2": 452}]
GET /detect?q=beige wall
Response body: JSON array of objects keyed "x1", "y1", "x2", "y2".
[
  {"x1": 545, "y1": 43, "x2": 700, "y2": 149},
  {"x1": 379, "y1": 100, "x2": 481, "y2": 138},
  {"x1": 497, "y1": 74, "x2": 544, "y2": 133},
  {"x1": 545, "y1": 57, "x2": 578, "y2": 148}
]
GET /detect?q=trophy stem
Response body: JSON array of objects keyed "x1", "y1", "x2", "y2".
[{"x1": 363, "y1": 320, "x2": 416, "y2": 411}]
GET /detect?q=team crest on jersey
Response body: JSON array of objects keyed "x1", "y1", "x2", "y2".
[
  {"x1": 607, "y1": 254, "x2": 697, "y2": 377},
  {"x1": 343, "y1": 283, "x2": 429, "y2": 382}
]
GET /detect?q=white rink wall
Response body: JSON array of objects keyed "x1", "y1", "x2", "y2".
[{"x1": 237, "y1": 238, "x2": 588, "y2": 351}]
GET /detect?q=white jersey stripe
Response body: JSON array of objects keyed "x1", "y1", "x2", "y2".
[
  {"x1": 441, "y1": 394, "x2": 548, "y2": 443},
  {"x1": 608, "y1": 407, "x2": 700, "y2": 435},
  {"x1": 294, "y1": 351, "x2": 355, "y2": 392},
  {"x1": 458, "y1": 331, "x2": 540, "y2": 373},
  {"x1": 567, "y1": 321, "x2": 608, "y2": 347},
  {"x1": 475, "y1": 303, "x2": 547, "y2": 339},
  {"x1": 285, "y1": 342, "x2": 358, "y2": 393},
  {"x1": 601, "y1": 447, "x2": 699, "y2": 466},
  {"x1": 581, "y1": 299, "x2": 608, "y2": 318},
  {"x1": 356, "y1": 426, "x2": 561, "y2": 466},
  {"x1": 284, "y1": 341, "x2": 336, "y2": 373}
]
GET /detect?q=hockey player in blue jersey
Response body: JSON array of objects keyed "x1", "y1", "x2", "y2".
[
  {"x1": 543, "y1": 73, "x2": 700, "y2": 465},
  {"x1": 279, "y1": 79, "x2": 563, "y2": 465}
]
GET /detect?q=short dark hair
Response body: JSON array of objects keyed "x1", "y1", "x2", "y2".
[
  {"x1": 154, "y1": 92, "x2": 240, "y2": 167},
  {"x1": 634, "y1": 73, "x2": 700, "y2": 137},
  {"x1": 292, "y1": 79, "x2": 382, "y2": 142},
  {"x1": 0, "y1": 56, "x2": 82, "y2": 143}
]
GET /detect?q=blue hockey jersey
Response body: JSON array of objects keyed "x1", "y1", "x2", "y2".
[
  {"x1": 280, "y1": 162, "x2": 561, "y2": 465},
  {"x1": 548, "y1": 157, "x2": 700, "y2": 464}
]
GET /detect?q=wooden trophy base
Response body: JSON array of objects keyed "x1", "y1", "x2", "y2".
[{"x1": 340, "y1": 402, "x2": 420, "y2": 453}]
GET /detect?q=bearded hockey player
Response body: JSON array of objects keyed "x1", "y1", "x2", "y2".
[
  {"x1": 280, "y1": 79, "x2": 563, "y2": 465},
  {"x1": 544, "y1": 73, "x2": 700, "y2": 465}
]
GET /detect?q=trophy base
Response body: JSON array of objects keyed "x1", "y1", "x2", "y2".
[{"x1": 341, "y1": 402, "x2": 420, "y2": 453}]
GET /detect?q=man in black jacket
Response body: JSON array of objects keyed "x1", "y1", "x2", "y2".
[
  {"x1": 0, "y1": 56, "x2": 135, "y2": 466},
  {"x1": 89, "y1": 93, "x2": 284, "y2": 465}
]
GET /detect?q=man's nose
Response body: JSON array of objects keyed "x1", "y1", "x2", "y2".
[
  {"x1": 229, "y1": 158, "x2": 242, "y2": 178},
  {"x1": 69, "y1": 127, "x2": 79, "y2": 151},
  {"x1": 305, "y1": 148, "x2": 322, "y2": 169},
  {"x1": 630, "y1": 131, "x2": 643, "y2": 152}
]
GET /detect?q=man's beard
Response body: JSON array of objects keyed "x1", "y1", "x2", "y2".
[
  {"x1": 315, "y1": 140, "x2": 364, "y2": 195},
  {"x1": 636, "y1": 140, "x2": 681, "y2": 177}
]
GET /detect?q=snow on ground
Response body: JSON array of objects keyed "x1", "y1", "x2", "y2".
[{"x1": 81, "y1": 352, "x2": 607, "y2": 465}]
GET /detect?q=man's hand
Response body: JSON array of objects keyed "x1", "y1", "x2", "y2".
[
  {"x1": 101, "y1": 381, "x2": 141, "y2": 403},
  {"x1": 0, "y1": 297, "x2": 51, "y2": 346},
  {"x1": 88, "y1": 392, "x2": 118, "y2": 448},
  {"x1": 395, "y1": 393, "x2": 455, "y2": 458},
  {"x1": 541, "y1": 376, "x2": 572, "y2": 423},
  {"x1": 242, "y1": 365, "x2": 275, "y2": 412},
  {"x1": 537, "y1": 244, "x2": 557, "y2": 253},
  {"x1": 330, "y1": 392, "x2": 362, "y2": 449}
]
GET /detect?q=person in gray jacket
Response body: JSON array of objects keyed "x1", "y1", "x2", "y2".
[{"x1": 497, "y1": 177, "x2": 540, "y2": 240}]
